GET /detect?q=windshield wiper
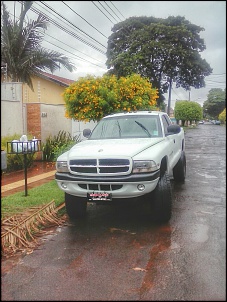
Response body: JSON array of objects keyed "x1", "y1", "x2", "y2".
[
  {"x1": 135, "y1": 121, "x2": 151, "y2": 137},
  {"x1": 116, "y1": 120, "x2": 122, "y2": 137}
]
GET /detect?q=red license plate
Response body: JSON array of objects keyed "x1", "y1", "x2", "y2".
[{"x1": 87, "y1": 192, "x2": 112, "y2": 201}]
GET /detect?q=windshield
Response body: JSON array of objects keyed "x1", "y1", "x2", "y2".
[{"x1": 89, "y1": 115, "x2": 163, "y2": 139}]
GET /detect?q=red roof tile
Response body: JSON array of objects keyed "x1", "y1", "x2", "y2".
[{"x1": 38, "y1": 71, "x2": 75, "y2": 86}]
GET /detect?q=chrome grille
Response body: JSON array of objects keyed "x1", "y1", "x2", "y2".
[{"x1": 69, "y1": 158, "x2": 130, "y2": 175}]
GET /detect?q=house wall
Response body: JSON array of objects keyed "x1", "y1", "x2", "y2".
[
  {"x1": 40, "y1": 104, "x2": 71, "y2": 142},
  {"x1": 1, "y1": 82, "x2": 26, "y2": 137},
  {"x1": 1, "y1": 100, "x2": 24, "y2": 136},
  {"x1": 23, "y1": 75, "x2": 72, "y2": 142},
  {"x1": 23, "y1": 76, "x2": 97, "y2": 143},
  {"x1": 23, "y1": 75, "x2": 67, "y2": 105},
  {"x1": 2, "y1": 76, "x2": 97, "y2": 145}
]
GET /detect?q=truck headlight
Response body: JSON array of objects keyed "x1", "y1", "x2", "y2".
[
  {"x1": 56, "y1": 161, "x2": 69, "y2": 173},
  {"x1": 132, "y1": 160, "x2": 158, "y2": 173}
]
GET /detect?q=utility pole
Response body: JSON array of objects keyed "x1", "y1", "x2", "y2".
[{"x1": 167, "y1": 78, "x2": 172, "y2": 116}]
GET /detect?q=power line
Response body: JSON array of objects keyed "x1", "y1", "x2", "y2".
[
  {"x1": 96, "y1": 2, "x2": 131, "y2": 38},
  {"x1": 44, "y1": 32, "x2": 105, "y2": 64},
  {"x1": 7, "y1": 10, "x2": 107, "y2": 66},
  {"x1": 206, "y1": 80, "x2": 226, "y2": 84},
  {"x1": 44, "y1": 40, "x2": 106, "y2": 69},
  {"x1": 109, "y1": 1, "x2": 126, "y2": 20},
  {"x1": 40, "y1": 1, "x2": 106, "y2": 48},
  {"x1": 104, "y1": 1, "x2": 123, "y2": 22},
  {"x1": 98, "y1": 1, "x2": 119, "y2": 23},
  {"x1": 61, "y1": 1, "x2": 109, "y2": 40},
  {"x1": 34, "y1": 3, "x2": 103, "y2": 48},
  {"x1": 209, "y1": 73, "x2": 226, "y2": 76},
  {"x1": 91, "y1": 1, "x2": 115, "y2": 25},
  {"x1": 26, "y1": 3, "x2": 107, "y2": 54},
  {"x1": 17, "y1": 1, "x2": 106, "y2": 54},
  {"x1": 5, "y1": 1, "x2": 110, "y2": 72},
  {"x1": 34, "y1": 2, "x2": 98, "y2": 45}
]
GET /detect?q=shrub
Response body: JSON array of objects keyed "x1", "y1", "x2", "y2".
[
  {"x1": 42, "y1": 130, "x2": 81, "y2": 162},
  {"x1": 63, "y1": 74, "x2": 159, "y2": 122},
  {"x1": 218, "y1": 108, "x2": 226, "y2": 124}
]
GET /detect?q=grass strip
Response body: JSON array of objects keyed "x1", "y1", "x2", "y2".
[{"x1": 1, "y1": 180, "x2": 65, "y2": 220}]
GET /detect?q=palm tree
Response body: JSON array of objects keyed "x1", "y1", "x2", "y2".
[{"x1": 1, "y1": 1, "x2": 76, "y2": 90}]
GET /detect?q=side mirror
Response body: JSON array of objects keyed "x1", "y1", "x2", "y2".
[
  {"x1": 83, "y1": 128, "x2": 91, "y2": 138},
  {"x1": 167, "y1": 124, "x2": 181, "y2": 135}
]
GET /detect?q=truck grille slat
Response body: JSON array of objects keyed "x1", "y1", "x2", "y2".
[{"x1": 78, "y1": 184, "x2": 123, "y2": 191}]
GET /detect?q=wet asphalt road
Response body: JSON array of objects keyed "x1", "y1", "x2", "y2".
[{"x1": 1, "y1": 123, "x2": 226, "y2": 301}]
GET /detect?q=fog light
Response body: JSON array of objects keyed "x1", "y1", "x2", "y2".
[
  {"x1": 137, "y1": 184, "x2": 145, "y2": 191},
  {"x1": 61, "y1": 182, "x2": 67, "y2": 189}
]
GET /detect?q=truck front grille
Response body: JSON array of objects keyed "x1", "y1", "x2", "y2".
[
  {"x1": 69, "y1": 158, "x2": 130, "y2": 175},
  {"x1": 78, "y1": 184, "x2": 123, "y2": 191}
]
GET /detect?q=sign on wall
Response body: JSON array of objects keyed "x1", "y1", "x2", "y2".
[{"x1": 1, "y1": 82, "x2": 22, "y2": 102}]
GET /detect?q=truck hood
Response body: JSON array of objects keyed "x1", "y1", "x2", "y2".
[{"x1": 65, "y1": 138, "x2": 164, "y2": 160}]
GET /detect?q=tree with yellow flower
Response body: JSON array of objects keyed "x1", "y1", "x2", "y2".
[{"x1": 63, "y1": 73, "x2": 159, "y2": 122}]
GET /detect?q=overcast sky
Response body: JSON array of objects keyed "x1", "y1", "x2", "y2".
[{"x1": 3, "y1": 1, "x2": 226, "y2": 108}]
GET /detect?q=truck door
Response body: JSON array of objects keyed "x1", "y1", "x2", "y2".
[{"x1": 161, "y1": 115, "x2": 179, "y2": 168}]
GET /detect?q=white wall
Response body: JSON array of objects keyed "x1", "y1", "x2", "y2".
[
  {"x1": 1, "y1": 82, "x2": 25, "y2": 137},
  {"x1": 40, "y1": 103, "x2": 97, "y2": 142},
  {"x1": 40, "y1": 103, "x2": 71, "y2": 142},
  {"x1": 1, "y1": 83, "x2": 97, "y2": 142}
]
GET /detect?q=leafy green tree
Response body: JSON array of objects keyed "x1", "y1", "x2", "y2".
[
  {"x1": 218, "y1": 108, "x2": 226, "y2": 124},
  {"x1": 63, "y1": 74, "x2": 158, "y2": 122},
  {"x1": 203, "y1": 88, "x2": 226, "y2": 119},
  {"x1": 1, "y1": 1, "x2": 75, "y2": 90},
  {"x1": 174, "y1": 100, "x2": 203, "y2": 126},
  {"x1": 174, "y1": 101, "x2": 188, "y2": 126},
  {"x1": 106, "y1": 16, "x2": 212, "y2": 108},
  {"x1": 187, "y1": 101, "x2": 203, "y2": 123}
]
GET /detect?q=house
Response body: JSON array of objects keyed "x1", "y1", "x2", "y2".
[{"x1": 1, "y1": 71, "x2": 96, "y2": 143}]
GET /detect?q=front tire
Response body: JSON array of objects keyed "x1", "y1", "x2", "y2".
[
  {"x1": 150, "y1": 171, "x2": 172, "y2": 223},
  {"x1": 173, "y1": 151, "x2": 186, "y2": 182},
  {"x1": 65, "y1": 193, "x2": 87, "y2": 220}
]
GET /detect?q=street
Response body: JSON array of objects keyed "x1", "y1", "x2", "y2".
[{"x1": 1, "y1": 123, "x2": 226, "y2": 301}]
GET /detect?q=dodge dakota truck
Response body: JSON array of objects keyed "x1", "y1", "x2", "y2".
[{"x1": 55, "y1": 111, "x2": 186, "y2": 223}]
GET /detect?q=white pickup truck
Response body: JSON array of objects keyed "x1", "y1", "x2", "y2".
[{"x1": 55, "y1": 111, "x2": 186, "y2": 223}]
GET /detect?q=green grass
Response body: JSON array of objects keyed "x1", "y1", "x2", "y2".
[{"x1": 1, "y1": 180, "x2": 65, "y2": 220}]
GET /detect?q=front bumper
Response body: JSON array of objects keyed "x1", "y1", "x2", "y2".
[{"x1": 55, "y1": 170, "x2": 160, "y2": 199}]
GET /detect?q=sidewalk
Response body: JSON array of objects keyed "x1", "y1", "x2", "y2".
[{"x1": 1, "y1": 161, "x2": 56, "y2": 197}]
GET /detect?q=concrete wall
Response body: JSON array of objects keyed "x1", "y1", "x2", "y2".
[
  {"x1": 1, "y1": 82, "x2": 26, "y2": 137},
  {"x1": 1, "y1": 79, "x2": 97, "y2": 143},
  {"x1": 40, "y1": 103, "x2": 72, "y2": 142},
  {"x1": 40, "y1": 103, "x2": 97, "y2": 142}
]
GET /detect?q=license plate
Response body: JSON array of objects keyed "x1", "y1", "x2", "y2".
[{"x1": 87, "y1": 192, "x2": 112, "y2": 201}]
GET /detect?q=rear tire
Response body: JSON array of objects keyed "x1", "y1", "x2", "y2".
[
  {"x1": 65, "y1": 193, "x2": 87, "y2": 219},
  {"x1": 150, "y1": 171, "x2": 172, "y2": 223},
  {"x1": 173, "y1": 151, "x2": 186, "y2": 182}
]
